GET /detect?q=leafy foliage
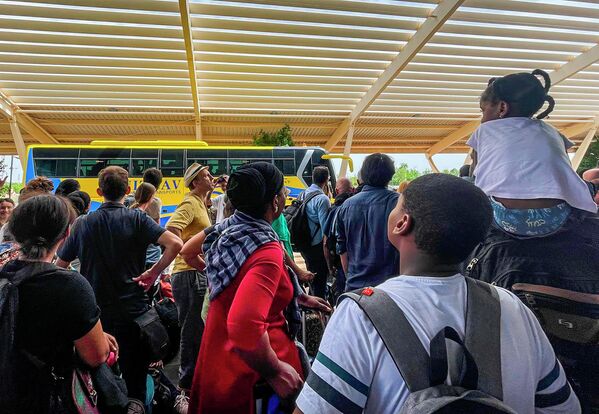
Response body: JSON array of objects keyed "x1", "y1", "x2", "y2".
[
  {"x1": 349, "y1": 162, "x2": 459, "y2": 186},
  {"x1": 577, "y1": 136, "x2": 599, "y2": 174},
  {"x1": 252, "y1": 124, "x2": 294, "y2": 147},
  {"x1": 0, "y1": 183, "x2": 22, "y2": 198}
]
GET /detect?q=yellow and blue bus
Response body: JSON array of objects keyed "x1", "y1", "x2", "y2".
[{"x1": 24, "y1": 142, "x2": 336, "y2": 226}]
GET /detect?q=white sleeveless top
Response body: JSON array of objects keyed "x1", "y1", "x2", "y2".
[{"x1": 467, "y1": 117, "x2": 597, "y2": 213}]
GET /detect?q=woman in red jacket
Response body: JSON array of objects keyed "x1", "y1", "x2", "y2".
[{"x1": 188, "y1": 162, "x2": 304, "y2": 414}]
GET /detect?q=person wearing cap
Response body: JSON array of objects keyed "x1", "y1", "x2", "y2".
[{"x1": 166, "y1": 162, "x2": 214, "y2": 412}]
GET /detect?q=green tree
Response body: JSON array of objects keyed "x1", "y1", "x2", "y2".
[
  {"x1": 0, "y1": 183, "x2": 22, "y2": 198},
  {"x1": 349, "y1": 164, "x2": 460, "y2": 187},
  {"x1": 577, "y1": 136, "x2": 599, "y2": 173},
  {"x1": 391, "y1": 163, "x2": 421, "y2": 186},
  {"x1": 441, "y1": 168, "x2": 459, "y2": 176},
  {"x1": 252, "y1": 124, "x2": 294, "y2": 147}
]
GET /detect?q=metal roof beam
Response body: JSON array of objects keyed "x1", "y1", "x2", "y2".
[
  {"x1": 179, "y1": 0, "x2": 202, "y2": 140},
  {"x1": 561, "y1": 122, "x2": 596, "y2": 139},
  {"x1": 8, "y1": 119, "x2": 26, "y2": 169},
  {"x1": 425, "y1": 120, "x2": 480, "y2": 156},
  {"x1": 0, "y1": 92, "x2": 13, "y2": 119},
  {"x1": 324, "y1": 0, "x2": 465, "y2": 151},
  {"x1": 0, "y1": 89, "x2": 57, "y2": 145},
  {"x1": 551, "y1": 44, "x2": 599, "y2": 85},
  {"x1": 15, "y1": 112, "x2": 59, "y2": 144}
]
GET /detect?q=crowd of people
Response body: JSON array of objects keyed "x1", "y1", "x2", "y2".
[{"x1": 1, "y1": 67, "x2": 599, "y2": 414}]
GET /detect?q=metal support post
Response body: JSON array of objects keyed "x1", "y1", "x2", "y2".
[{"x1": 339, "y1": 123, "x2": 355, "y2": 178}]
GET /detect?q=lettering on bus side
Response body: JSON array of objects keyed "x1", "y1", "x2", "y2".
[{"x1": 131, "y1": 178, "x2": 183, "y2": 194}]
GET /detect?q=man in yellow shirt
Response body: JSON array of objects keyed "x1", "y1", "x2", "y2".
[{"x1": 167, "y1": 163, "x2": 214, "y2": 412}]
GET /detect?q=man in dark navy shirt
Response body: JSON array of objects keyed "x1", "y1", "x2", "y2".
[
  {"x1": 57, "y1": 166, "x2": 182, "y2": 402},
  {"x1": 336, "y1": 154, "x2": 399, "y2": 291}
]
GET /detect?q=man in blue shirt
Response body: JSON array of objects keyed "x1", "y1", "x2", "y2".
[
  {"x1": 301, "y1": 166, "x2": 331, "y2": 298},
  {"x1": 336, "y1": 153, "x2": 399, "y2": 291}
]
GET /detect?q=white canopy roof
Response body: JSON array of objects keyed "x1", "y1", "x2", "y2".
[{"x1": 0, "y1": 0, "x2": 598, "y2": 165}]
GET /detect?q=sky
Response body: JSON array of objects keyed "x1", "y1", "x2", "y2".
[{"x1": 2, "y1": 155, "x2": 22, "y2": 183}]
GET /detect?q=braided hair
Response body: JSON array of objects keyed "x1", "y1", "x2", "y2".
[{"x1": 481, "y1": 69, "x2": 555, "y2": 119}]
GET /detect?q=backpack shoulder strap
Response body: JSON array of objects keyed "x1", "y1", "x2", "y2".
[
  {"x1": 302, "y1": 191, "x2": 321, "y2": 206},
  {"x1": 340, "y1": 288, "x2": 430, "y2": 392},
  {"x1": 464, "y1": 277, "x2": 503, "y2": 399}
]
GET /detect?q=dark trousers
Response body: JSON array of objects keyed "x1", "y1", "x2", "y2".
[
  {"x1": 301, "y1": 242, "x2": 328, "y2": 299},
  {"x1": 171, "y1": 270, "x2": 207, "y2": 390},
  {"x1": 103, "y1": 319, "x2": 149, "y2": 402}
]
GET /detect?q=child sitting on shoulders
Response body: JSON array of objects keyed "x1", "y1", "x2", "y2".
[{"x1": 468, "y1": 69, "x2": 597, "y2": 236}]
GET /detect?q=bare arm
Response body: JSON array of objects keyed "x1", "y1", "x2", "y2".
[
  {"x1": 166, "y1": 226, "x2": 182, "y2": 239},
  {"x1": 284, "y1": 249, "x2": 314, "y2": 283},
  {"x1": 181, "y1": 229, "x2": 207, "y2": 272},
  {"x1": 74, "y1": 319, "x2": 110, "y2": 368},
  {"x1": 469, "y1": 150, "x2": 477, "y2": 177},
  {"x1": 134, "y1": 231, "x2": 183, "y2": 291},
  {"x1": 340, "y1": 252, "x2": 348, "y2": 274},
  {"x1": 233, "y1": 332, "x2": 303, "y2": 399}
]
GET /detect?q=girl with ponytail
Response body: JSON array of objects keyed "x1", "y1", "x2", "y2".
[{"x1": 467, "y1": 69, "x2": 597, "y2": 237}]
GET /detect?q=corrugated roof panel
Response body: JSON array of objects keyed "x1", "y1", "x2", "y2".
[{"x1": 0, "y1": 0, "x2": 595, "y2": 156}]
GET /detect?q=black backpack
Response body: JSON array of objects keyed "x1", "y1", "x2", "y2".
[
  {"x1": 324, "y1": 207, "x2": 341, "y2": 266},
  {"x1": 283, "y1": 191, "x2": 320, "y2": 252},
  {"x1": 0, "y1": 263, "x2": 43, "y2": 412},
  {"x1": 464, "y1": 219, "x2": 599, "y2": 410},
  {"x1": 340, "y1": 278, "x2": 517, "y2": 413}
]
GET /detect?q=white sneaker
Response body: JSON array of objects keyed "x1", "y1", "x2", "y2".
[{"x1": 174, "y1": 390, "x2": 190, "y2": 414}]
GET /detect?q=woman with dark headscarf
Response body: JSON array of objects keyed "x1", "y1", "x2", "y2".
[{"x1": 187, "y1": 162, "x2": 304, "y2": 414}]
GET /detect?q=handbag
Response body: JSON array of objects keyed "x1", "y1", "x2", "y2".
[
  {"x1": 92, "y1": 363, "x2": 129, "y2": 413},
  {"x1": 133, "y1": 306, "x2": 170, "y2": 362},
  {"x1": 72, "y1": 368, "x2": 100, "y2": 414}
]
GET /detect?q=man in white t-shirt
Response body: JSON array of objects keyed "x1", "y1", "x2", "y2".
[
  {"x1": 295, "y1": 174, "x2": 579, "y2": 414},
  {"x1": 211, "y1": 175, "x2": 229, "y2": 224}
]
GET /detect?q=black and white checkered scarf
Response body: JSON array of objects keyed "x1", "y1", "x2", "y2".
[{"x1": 204, "y1": 210, "x2": 280, "y2": 300}]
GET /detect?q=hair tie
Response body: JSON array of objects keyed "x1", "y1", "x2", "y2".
[{"x1": 33, "y1": 236, "x2": 47, "y2": 246}]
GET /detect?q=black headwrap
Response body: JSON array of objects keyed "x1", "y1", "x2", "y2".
[{"x1": 227, "y1": 162, "x2": 284, "y2": 218}]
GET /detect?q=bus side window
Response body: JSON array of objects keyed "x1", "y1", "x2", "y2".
[
  {"x1": 228, "y1": 159, "x2": 251, "y2": 173},
  {"x1": 273, "y1": 149, "x2": 296, "y2": 175},
  {"x1": 274, "y1": 159, "x2": 296, "y2": 175},
  {"x1": 131, "y1": 149, "x2": 159, "y2": 177},
  {"x1": 35, "y1": 159, "x2": 77, "y2": 178},
  {"x1": 161, "y1": 150, "x2": 184, "y2": 177},
  {"x1": 80, "y1": 159, "x2": 129, "y2": 177},
  {"x1": 32, "y1": 148, "x2": 79, "y2": 178},
  {"x1": 79, "y1": 149, "x2": 131, "y2": 177},
  {"x1": 80, "y1": 159, "x2": 107, "y2": 177},
  {"x1": 187, "y1": 159, "x2": 227, "y2": 176}
]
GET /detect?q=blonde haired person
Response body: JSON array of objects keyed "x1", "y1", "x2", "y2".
[{"x1": 397, "y1": 180, "x2": 411, "y2": 194}]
